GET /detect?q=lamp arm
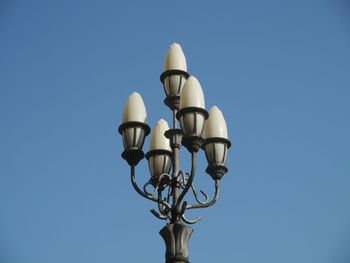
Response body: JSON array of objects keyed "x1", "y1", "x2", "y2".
[
  {"x1": 186, "y1": 179, "x2": 220, "y2": 210},
  {"x1": 190, "y1": 182, "x2": 209, "y2": 205},
  {"x1": 181, "y1": 214, "x2": 202, "y2": 224},
  {"x1": 150, "y1": 209, "x2": 168, "y2": 220},
  {"x1": 149, "y1": 189, "x2": 172, "y2": 221},
  {"x1": 176, "y1": 152, "x2": 196, "y2": 207},
  {"x1": 130, "y1": 165, "x2": 159, "y2": 203},
  {"x1": 157, "y1": 189, "x2": 172, "y2": 215},
  {"x1": 165, "y1": 183, "x2": 172, "y2": 204}
]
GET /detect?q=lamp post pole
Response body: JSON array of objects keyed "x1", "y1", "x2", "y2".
[{"x1": 118, "y1": 43, "x2": 231, "y2": 263}]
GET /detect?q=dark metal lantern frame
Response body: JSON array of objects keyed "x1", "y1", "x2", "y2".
[
  {"x1": 160, "y1": 69, "x2": 190, "y2": 110},
  {"x1": 119, "y1": 69, "x2": 231, "y2": 263},
  {"x1": 176, "y1": 106, "x2": 209, "y2": 153},
  {"x1": 118, "y1": 121, "x2": 150, "y2": 166}
]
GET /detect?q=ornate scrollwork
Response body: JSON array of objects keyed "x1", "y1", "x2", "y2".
[
  {"x1": 186, "y1": 179, "x2": 220, "y2": 210},
  {"x1": 130, "y1": 151, "x2": 222, "y2": 224},
  {"x1": 181, "y1": 214, "x2": 202, "y2": 225}
]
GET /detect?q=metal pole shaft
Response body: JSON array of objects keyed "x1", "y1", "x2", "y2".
[
  {"x1": 172, "y1": 108, "x2": 177, "y2": 130},
  {"x1": 171, "y1": 109, "x2": 180, "y2": 221}
]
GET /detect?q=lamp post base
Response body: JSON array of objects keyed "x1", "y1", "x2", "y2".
[{"x1": 160, "y1": 223, "x2": 193, "y2": 263}]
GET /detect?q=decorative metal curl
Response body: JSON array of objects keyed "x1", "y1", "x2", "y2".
[
  {"x1": 131, "y1": 166, "x2": 172, "y2": 219},
  {"x1": 150, "y1": 209, "x2": 169, "y2": 220},
  {"x1": 149, "y1": 191, "x2": 172, "y2": 220},
  {"x1": 129, "y1": 145, "x2": 223, "y2": 224},
  {"x1": 157, "y1": 189, "x2": 171, "y2": 215},
  {"x1": 181, "y1": 214, "x2": 202, "y2": 224},
  {"x1": 176, "y1": 152, "x2": 196, "y2": 206},
  {"x1": 130, "y1": 166, "x2": 158, "y2": 203},
  {"x1": 177, "y1": 171, "x2": 209, "y2": 206},
  {"x1": 186, "y1": 179, "x2": 220, "y2": 210},
  {"x1": 158, "y1": 173, "x2": 172, "y2": 190},
  {"x1": 178, "y1": 171, "x2": 188, "y2": 189},
  {"x1": 165, "y1": 184, "x2": 172, "y2": 204},
  {"x1": 191, "y1": 182, "x2": 209, "y2": 205},
  {"x1": 143, "y1": 181, "x2": 158, "y2": 196}
]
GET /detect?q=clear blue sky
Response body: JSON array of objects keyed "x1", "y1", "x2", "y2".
[{"x1": 1, "y1": 0, "x2": 350, "y2": 262}]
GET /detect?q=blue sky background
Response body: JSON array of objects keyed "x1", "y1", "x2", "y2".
[{"x1": 1, "y1": 0, "x2": 350, "y2": 262}]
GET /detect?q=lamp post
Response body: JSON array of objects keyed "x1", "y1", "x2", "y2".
[{"x1": 118, "y1": 43, "x2": 231, "y2": 263}]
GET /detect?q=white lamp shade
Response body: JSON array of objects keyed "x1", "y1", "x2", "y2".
[
  {"x1": 120, "y1": 92, "x2": 148, "y2": 151},
  {"x1": 177, "y1": 76, "x2": 206, "y2": 137},
  {"x1": 203, "y1": 106, "x2": 230, "y2": 166},
  {"x1": 147, "y1": 119, "x2": 172, "y2": 178},
  {"x1": 203, "y1": 106, "x2": 228, "y2": 139},
  {"x1": 122, "y1": 92, "x2": 147, "y2": 123},
  {"x1": 163, "y1": 43, "x2": 187, "y2": 71},
  {"x1": 179, "y1": 76, "x2": 205, "y2": 109},
  {"x1": 149, "y1": 119, "x2": 171, "y2": 151}
]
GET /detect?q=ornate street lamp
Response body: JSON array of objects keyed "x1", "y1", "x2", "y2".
[{"x1": 118, "y1": 43, "x2": 231, "y2": 263}]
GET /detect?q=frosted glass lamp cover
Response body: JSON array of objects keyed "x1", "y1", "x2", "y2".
[
  {"x1": 119, "y1": 92, "x2": 150, "y2": 157},
  {"x1": 161, "y1": 43, "x2": 190, "y2": 109},
  {"x1": 177, "y1": 76, "x2": 208, "y2": 143},
  {"x1": 203, "y1": 106, "x2": 228, "y2": 139},
  {"x1": 149, "y1": 119, "x2": 171, "y2": 151},
  {"x1": 202, "y1": 106, "x2": 231, "y2": 169},
  {"x1": 179, "y1": 76, "x2": 205, "y2": 109},
  {"x1": 122, "y1": 92, "x2": 147, "y2": 123},
  {"x1": 163, "y1": 43, "x2": 187, "y2": 71},
  {"x1": 146, "y1": 119, "x2": 172, "y2": 179}
]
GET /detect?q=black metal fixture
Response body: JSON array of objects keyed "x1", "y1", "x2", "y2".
[{"x1": 118, "y1": 43, "x2": 231, "y2": 263}]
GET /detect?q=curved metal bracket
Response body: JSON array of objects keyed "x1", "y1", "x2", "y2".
[
  {"x1": 176, "y1": 152, "x2": 196, "y2": 206},
  {"x1": 179, "y1": 201, "x2": 187, "y2": 218},
  {"x1": 157, "y1": 190, "x2": 171, "y2": 215},
  {"x1": 191, "y1": 183, "x2": 209, "y2": 205},
  {"x1": 143, "y1": 180, "x2": 158, "y2": 196},
  {"x1": 186, "y1": 179, "x2": 221, "y2": 210},
  {"x1": 131, "y1": 166, "x2": 173, "y2": 216},
  {"x1": 178, "y1": 171, "x2": 187, "y2": 189},
  {"x1": 150, "y1": 209, "x2": 168, "y2": 220},
  {"x1": 131, "y1": 166, "x2": 159, "y2": 203},
  {"x1": 181, "y1": 214, "x2": 202, "y2": 224}
]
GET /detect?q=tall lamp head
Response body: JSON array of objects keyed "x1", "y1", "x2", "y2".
[
  {"x1": 118, "y1": 92, "x2": 150, "y2": 166},
  {"x1": 176, "y1": 76, "x2": 209, "y2": 152},
  {"x1": 146, "y1": 119, "x2": 172, "y2": 186},
  {"x1": 202, "y1": 106, "x2": 231, "y2": 180},
  {"x1": 160, "y1": 43, "x2": 190, "y2": 110}
]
